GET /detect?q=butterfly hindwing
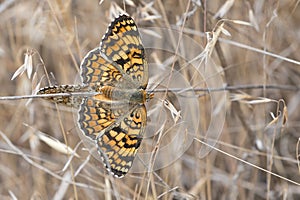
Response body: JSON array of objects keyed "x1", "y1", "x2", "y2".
[
  {"x1": 96, "y1": 104, "x2": 147, "y2": 177},
  {"x1": 78, "y1": 96, "x2": 134, "y2": 140}
]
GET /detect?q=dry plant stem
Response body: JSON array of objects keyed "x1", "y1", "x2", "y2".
[
  {"x1": 263, "y1": 6, "x2": 278, "y2": 198},
  {"x1": 0, "y1": 131, "x2": 106, "y2": 192},
  {"x1": 1, "y1": 1, "x2": 300, "y2": 198},
  {"x1": 182, "y1": 26, "x2": 300, "y2": 67},
  {"x1": 0, "y1": 92, "x2": 96, "y2": 101},
  {"x1": 37, "y1": 1, "x2": 80, "y2": 193},
  {"x1": 148, "y1": 0, "x2": 192, "y2": 198},
  {"x1": 183, "y1": 24, "x2": 300, "y2": 66},
  {"x1": 266, "y1": 98, "x2": 284, "y2": 200},
  {"x1": 74, "y1": 17, "x2": 83, "y2": 61},
  {"x1": 202, "y1": 0, "x2": 207, "y2": 33},
  {"x1": 156, "y1": 186, "x2": 179, "y2": 199},
  {"x1": 204, "y1": 14, "x2": 228, "y2": 68},
  {"x1": 297, "y1": 138, "x2": 300, "y2": 174},
  {"x1": 194, "y1": 138, "x2": 300, "y2": 186},
  {"x1": 46, "y1": 0, "x2": 79, "y2": 73},
  {"x1": 0, "y1": 84, "x2": 298, "y2": 101},
  {"x1": 266, "y1": 116, "x2": 277, "y2": 200},
  {"x1": 199, "y1": 134, "x2": 297, "y2": 164},
  {"x1": 218, "y1": 37, "x2": 300, "y2": 66},
  {"x1": 54, "y1": 105, "x2": 79, "y2": 200}
]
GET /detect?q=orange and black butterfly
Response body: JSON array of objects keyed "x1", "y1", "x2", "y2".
[{"x1": 38, "y1": 14, "x2": 153, "y2": 178}]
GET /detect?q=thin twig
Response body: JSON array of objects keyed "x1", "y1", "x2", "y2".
[
  {"x1": 0, "y1": 92, "x2": 97, "y2": 101},
  {"x1": 0, "y1": 84, "x2": 298, "y2": 101},
  {"x1": 154, "y1": 84, "x2": 299, "y2": 93},
  {"x1": 0, "y1": 131, "x2": 106, "y2": 192},
  {"x1": 194, "y1": 137, "x2": 300, "y2": 186}
]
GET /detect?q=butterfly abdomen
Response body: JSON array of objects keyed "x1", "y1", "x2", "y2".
[{"x1": 38, "y1": 85, "x2": 84, "y2": 108}]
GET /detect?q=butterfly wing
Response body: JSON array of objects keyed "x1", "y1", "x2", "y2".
[
  {"x1": 96, "y1": 104, "x2": 147, "y2": 177},
  {"x1": 100, "y1": 14, "x2": 148, "y2": 89},
  {"x1": 78, "y1": 15, "x2": 149, "y2": 177},
  {"x1": 77, "y1": 96, "x2": 134, "y2": 140},
  {"x1": 80, "y1": 48, "x2": 123, "y2": 86}
]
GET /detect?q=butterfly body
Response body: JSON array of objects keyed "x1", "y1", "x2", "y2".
[{"x1": 100, "y1": 85, "x2": 150, "y2": 103}]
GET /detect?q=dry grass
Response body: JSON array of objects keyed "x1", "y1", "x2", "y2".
[{"x1": 0, "y1": 0, "x2": 300, "y2": 199}]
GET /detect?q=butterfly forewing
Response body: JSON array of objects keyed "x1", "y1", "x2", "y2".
[
  {"x1": 100, "y1": 15, "x2": 148, "y2": 89},
  {"x1": 80, "y1": 48, "x2": 123, "y2": 86}
]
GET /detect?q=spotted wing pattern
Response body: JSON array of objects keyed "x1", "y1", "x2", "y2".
[
  {"x1": 38, "y1": 14, "x2": 150, "y2": 178},
  {"x1": 96, "y1": 104, "x2": 146, "y2": 177},
  {"x1": 78, "y1": 96, "x2": 133, "y2": 140},
  {"x1": 77, "y1": 14, "x2": 150, "y2": 178},
  {"x1": 80, "y1": 48, "x2": 123, "y2": 86},
  {"x1": 100, "y1": 14, "x2": 148, "y2": 89}
]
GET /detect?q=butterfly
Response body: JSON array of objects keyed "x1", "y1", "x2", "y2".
[{"x1": 38, "y1": 14, "x2": 153, "y2": 178}]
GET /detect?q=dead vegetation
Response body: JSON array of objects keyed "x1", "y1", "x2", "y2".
[{"x1": 0, "y1": 0, "x2": 300, "y2": 199}]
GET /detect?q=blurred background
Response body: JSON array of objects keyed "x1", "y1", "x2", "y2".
[{"x1": 0, "y1": 0, "x2": 299, "y2": 199}]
